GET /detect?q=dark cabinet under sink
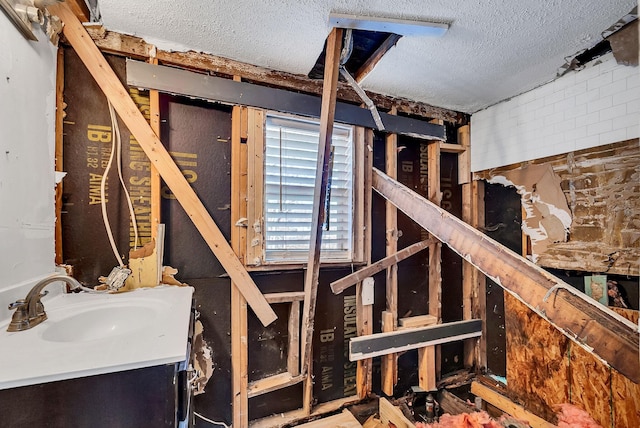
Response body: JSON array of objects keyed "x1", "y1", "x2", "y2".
[{"x1": 0, "y1": 362, "x2": 192, "y2": 428}]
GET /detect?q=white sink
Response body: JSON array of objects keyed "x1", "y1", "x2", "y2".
[
  {"x1": 41, "y1": 304, "x2": 159, "y2": 343},
  {"x1": 0, "y1": 285, "x2": 193, "y2": 390}
]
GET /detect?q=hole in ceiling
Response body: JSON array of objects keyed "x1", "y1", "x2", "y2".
[{"x1": 308, "y1": 29, "x2": 402, "y2": 81}]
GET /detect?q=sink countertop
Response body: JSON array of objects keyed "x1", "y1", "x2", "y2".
[{"x1": 0, "y1": 285, "x2": 194, "y2": 390}]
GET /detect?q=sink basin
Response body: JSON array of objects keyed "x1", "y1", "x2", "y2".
[
  {"x1": 41, "y1": 304, "x2": 159, "y2": 343},
  {"x1": 0, "y1": 285, "x2": 194, "y2": 390}
]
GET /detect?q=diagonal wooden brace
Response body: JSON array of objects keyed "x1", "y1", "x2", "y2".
[{"x1": 49, "y1": 2, "x2": 276, "y2": 326}]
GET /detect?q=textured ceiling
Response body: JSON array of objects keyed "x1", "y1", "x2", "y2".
[{"x1": 97, "y1": 0, "x2": 636, "y2": 113}]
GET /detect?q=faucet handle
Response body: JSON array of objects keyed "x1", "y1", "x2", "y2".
[{"x1": 8, "y1": 299, "x2": 27, "y2": 310}]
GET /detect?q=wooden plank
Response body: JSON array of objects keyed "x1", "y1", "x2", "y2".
[
  {"x1": 383, "y1": 109, "x2": 398, "y2": 396},
  {"x1": 65, "y1": 0, "x2": 90, "y2": 22},
  {"x1": 48, "y1": 3, "x2": 277, "y2": 327},
  {"x1": 249, "y1": 395, "x2": 360, "y2": 428},
  {"x1": 399, "y1": 314, "x2": 437, "y2": 328},
  {"x1": 247, "y1": 373, "x2": 304, "y2": 398},
  {"x1": 355, "y1": 34, "x2": 402, "y2": 83},
  {"x1": 425, "y1": 123, "x2": 442, "y2": 390},
  {"x1": 230, "y1": 88, "x2": 249, "y2": 428},
  {"x1": 356, "y1": 280, "x2": 373, "y2": 399},
  {"x1": 264, "y1": 292, "x2": 306, "y2": 304},
  {"x1": 356, "y1": 128, "x2": 374, "y2": 400},
  {"x1": 371, "y1": 167, "x2": 640, "y2": 383},
  {"x1": 379, "y1": 397, "x2": 415, "y2": 428},
  {"x1": 300, "y1": 27, "x2": 343, "y2": 413},
  {"x1": 288, "y1": 301, "x2": 301, "y2": 376},
  {"x1": 331, "y1": 239, "x2": 434, "y2": 294},
  {"x1": 439, "y1": 142, "x2": 467, "y2": 154},
  {"x1": 148, "y1": 57, "x2": 161, "y2": 242},
  {"x1": 471, "y1": 382, "x2": 555, "y2": 428},
  {"x1": 459, "y1": 125, "x2": 475, "y2": 368},
  {"x1": 473, "y1": 180, "x2": 487, "y2": 369},
  {"x1": 245, "y1": 108, "x2": 265, "y2": 266},
  {"x1": 126, "y1": 60, "x2": 446, "y2": 140},
  {"x1": 353, "y1": 127, "x2": 366, "y2": 262},
  {"x1": 232, "y1": 284, "x2": 248, "y2": 427},
  {"x1": 54, "y1": 48, "x2": 64, "y2": 265},
  {"x1": 296, "y1": 409, "x2": 361, "y2": 428},
  {"x1": 350, "y1": 319, "x2": 482, "y2": 361}
]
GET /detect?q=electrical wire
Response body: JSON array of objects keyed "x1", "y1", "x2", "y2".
[
  {"x1": 194, "y1": 411, "x2": 231, "y2": 428},
  {"x1": 108, "y1": 101, "x2": 139, "y2": 250},
  {"x1": 100, "y1": 103, "x2": 124, "y2": 267},
  {"x1": 100, "y1": 100, "x2": 141, "y2": 268}
]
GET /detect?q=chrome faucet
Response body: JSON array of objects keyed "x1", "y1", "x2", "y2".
[{"x1": 6, "y1": 274, "x2": 82, "y2": 332}]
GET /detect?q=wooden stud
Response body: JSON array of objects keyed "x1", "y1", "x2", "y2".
[
  {"x1": 473, "y1": 180, "x2": 487, "y2": 370},
  {"x1": 458, "y1": 125, "x2": 476, "y2": 368},
  {"x1": 356, "y1": 280, "x2": 373, "y2": 399},
  {"x1": 331, "y1": 239, "x2": 435, "y2": 294},
  {"x1": 300, "y1": 27, "x2": 344, "y2": 414},
  {"x1": 471, "y1": 382, "x2": 555, "y2": 428},
  {"x1": 439, "y1": 142, "x2": 467, "y2": 154},
  {"x1": 148, "y1": 57, "x2": 161, "y2": 242},
  {"x1": 47, "y1": 3, "x2": 277, "y2": 327},
  {"x1": 423, "y1": 119, "x2": 443, "y2": 390},
  {"x1": 381, "y1": 311, "x2": 396, "y2": 395},
  {"x1": 288, "y1": 301, "x2": 301, "y2": 377},
  {"x1": 245, "y1": 108, "x2": 265, "y2": 266},
  {"x1": 353, "y1": 127, "x2": 366, "y2": 262},
  {"x1": 382, "y1": 107, "x2": 398, "y2": 396},
  {"x1": 264, "y1": 292, "x2": 306, "y2": 304},
  {"x1": 372, "y1": 168, "x2": 640, "y2": 383},
  {"x1": 230, "y1": 80, "x2": 249, "y2": 428},
  {"x1": 355, "y1": 34, "x2": 402, "y2": 83},
  {"x1": 54, "y1": 48, "x2": 64, "y2": 265}
]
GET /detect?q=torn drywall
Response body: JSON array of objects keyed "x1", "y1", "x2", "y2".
[{"x1": 487, "y1": 164, "x2": 572, "y2": 262}]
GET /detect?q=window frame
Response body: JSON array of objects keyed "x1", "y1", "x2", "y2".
[{"x1": 245, "y1": 108, "x2": 367, "y2": 268}]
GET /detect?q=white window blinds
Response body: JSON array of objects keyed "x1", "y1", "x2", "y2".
[{"x1": 264, "y1": 114, "x2": 354, "y2": 262}]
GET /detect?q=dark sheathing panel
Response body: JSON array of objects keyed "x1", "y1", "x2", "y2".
[
  {"x1": 483, "y1": 182, "x2": 522, "y2": 377},
  {"x1": 62, "y1": 48, "x2": 151, "y2": 284},
  {"x1": 159, "y1": 94, "x2": 232, "y2": 279},
  {"x1": 190, "y1": 277, "x2": 232, "y2": 425}
]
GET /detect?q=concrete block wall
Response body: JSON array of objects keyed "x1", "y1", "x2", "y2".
[{"x1": 471, "y1": 52, "x2": 639, "y2": 171}]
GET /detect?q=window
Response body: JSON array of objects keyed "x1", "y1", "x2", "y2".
[{"x1": 263, "y1": 114, "x2": 354, "y2": 263}]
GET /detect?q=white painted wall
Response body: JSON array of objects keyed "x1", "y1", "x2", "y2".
[
  {"x1": 471, "y1": 52, "x2": 639, "y2": 171},
  {"x1": 0, "y1": 15, "x2": 58, "y2": 302}
]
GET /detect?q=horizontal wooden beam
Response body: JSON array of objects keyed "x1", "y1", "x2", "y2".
[
  {"x1": 331, "y1": 238, "x2": 435, "y2": 294},
  {"x1": 84, "y1": 27, "x2": 468, "y2": 125},
  {"x1": 247, "y1": 373, "x2": 304, "y2": 398},
  {"x1": 264, "y1": 292, "x2": 305, "y2": 304},
  {"x1": 371, "y1": 167, "x2": 640, "y2": 383},
  {"x1": 399, "y1": 314, "x2": 437, "y2": 329},
  {"x1": 49, "y1": 2, "x2": 277, "y2": 327},
  {"x1": 349, "y1": 319, "x2": 482, "y2": 361},
  {"x1": 126, "y1": 60, "x2": 445, "y2": 140},
  {"x1": 471, "y1": 382, "x2": 555, "y2": 428},
  {"x1": 439, "y1": 142, "x2": 467, "y2": 153}
]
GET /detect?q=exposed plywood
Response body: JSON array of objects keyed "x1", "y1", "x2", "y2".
[
  {"x1": 476, "y1": 139, "x2": 640, "y2": 275},
  {"x1": 569, "y1": 344, "x2": 613, "y2": 428},
  {"x1": 612, "y1": 369, "x2": 640, "y2": 427},
  {"x1": 504, "y1": 295, "x2": 569, "y2": 423}
]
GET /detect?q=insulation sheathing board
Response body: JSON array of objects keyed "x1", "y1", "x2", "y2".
[{"x1": 62, "y1": 49, "x2": 152, "y2": 284}]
